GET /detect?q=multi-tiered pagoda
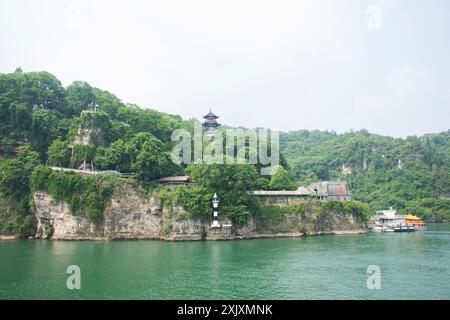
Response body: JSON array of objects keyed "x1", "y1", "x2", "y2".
[{"x1": 203, "y1": 109, "x2": 220, "y2": 135}]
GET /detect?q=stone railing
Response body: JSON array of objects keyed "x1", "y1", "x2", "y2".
[
  {"x1": 48, "y1": 166, "x2": 133, "y2": 177},
  {"x1": 247, "y1": 190, "x2": 312, "y2": 196}
]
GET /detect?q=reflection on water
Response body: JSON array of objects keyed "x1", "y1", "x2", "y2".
[{"x1": 0, "y1": 224, "x2": 449, "y2": 299}]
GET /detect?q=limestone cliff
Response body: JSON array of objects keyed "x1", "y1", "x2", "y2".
[{"x1": 33, "y1": 186, "x2": 366, "y2": 241}]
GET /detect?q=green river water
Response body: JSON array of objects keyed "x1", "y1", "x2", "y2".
[{"x1": 1, "y1": 223, "x2": 449, "y2": 300}]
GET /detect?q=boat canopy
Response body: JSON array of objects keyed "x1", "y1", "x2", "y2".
[{"x1": 406, "y1": 214, "x2": 421, "y2": 220}]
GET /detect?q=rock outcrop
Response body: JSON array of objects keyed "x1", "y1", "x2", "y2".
[
  {"x1": 34, "y1": 191, "x2": 100, "y2": 240},
  {"x1": 33, "y1": 186, "x2": 366, "y2": 241}
]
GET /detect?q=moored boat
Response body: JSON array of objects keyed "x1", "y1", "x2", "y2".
[
  {"x1": 373, "y1": 226, "x2": 384, "y2": 232},
  {"x1": 371, "y1": 208, "x2": 428, "y2": 233},
  {"x1": 394, "y1": 225, "x2": 416, "y2": 232},
  {"x1": 405, "y1": 215, "x2": 427, "y2": 231}
]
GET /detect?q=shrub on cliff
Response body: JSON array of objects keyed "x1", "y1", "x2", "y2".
[
  {"x1": 318, "y1": 200, "x2": 371, "y2": 222},
  {"x1": 0, "y1": 146, "x2": 40, "y2": 236},
  {"x1": 173, "y1": 186, "x2": 212, "y2": 219},
  {"x1": 255, "y1": 199, "x2": 371, "y2": 228},
  {"x1": 30, "y1": 166, "x2": 116, "y2": 224},
  {"x1": 48, "y1": 140, "x2": 71, "y2": 167},
  {"x1": 179, "y1": 163, "x2": 257, "y2": 224}
]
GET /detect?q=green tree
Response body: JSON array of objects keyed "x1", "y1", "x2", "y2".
[
  {"x1": 0, "y1": 146, "x2": 40, "y2": 235},
  {"x1": 183, "y1": 162, "x2": 258, "y2": 224},
  {"x1": 187, "y1": 162, "x2": 257, "y2": 192},
  {"x1": 30, "y1": 109, "x2": 60, "y2": 157},
  {"x1": 100, "y1": 139, "x2": 130, "y2": 171},
  {"x1": 66, "y1": 81, "x2": 97, "y2": 116},
  {"x1": 256, "y1": 177, "x2": 270, "y2": 190},
  {"x1": 173, "y1": 186, "x2": 212, "y2": 218},
  {"x1": 134, "y1": 134, "x2": 173, "y2": 181},
  {"x1": 269, "y1": 166, "x2": 297, "y2": 190},
  {"x1": 48, "y1": 140, "x2": 70, "y2": 167}
]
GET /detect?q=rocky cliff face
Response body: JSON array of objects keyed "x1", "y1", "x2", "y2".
[
  {"x1": 34, "y1": 192, "x2": 98, "y2": 240},
  {"x1": 33, "y1": 187, "x2": 366, "y2": 241}
]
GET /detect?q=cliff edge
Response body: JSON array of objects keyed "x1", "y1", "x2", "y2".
[{"x1": 33, "y1": 185, "x2": 366, "y2": 241}]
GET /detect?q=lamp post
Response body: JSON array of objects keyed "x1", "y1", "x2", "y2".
[{"x1": 211, "y1": 193, "x2": 220, "y2": 228}]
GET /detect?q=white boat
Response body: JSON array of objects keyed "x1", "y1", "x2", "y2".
[
  {"x1": 394, "y1": 225, "x2": 416, "y2": 232},
  {"x1": 373, "y1": 226, "x2": 384, "y2": 233},
  {"x1": 372, "y1": 208, "x2": 416, "y2": 233}
]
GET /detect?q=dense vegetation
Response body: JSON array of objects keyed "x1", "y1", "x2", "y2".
[
  {"x1": 0, "y1": 69, "x2": 191, "y2": 234},
  {"x1": 0, "y1": 146, "x2": 40, "y2": 235},
  {"x1": 257, "y1": 200, "x2": 370, "y2": 233},
  {"x1": 155, "y1": 161, "x2": 260, "y2": 224},
  {"x1": 280, "y1": 130, "x2": 450, "y2": 219},
  {"x1": 1, "y1": 68, "x2": 449, "y2": 235},
  {"x1": 0, "y1": 69, "x2": 293, "y2": 235},
  {"x1": 30, "y1": 166, "x2": 117, "y2": 224}
]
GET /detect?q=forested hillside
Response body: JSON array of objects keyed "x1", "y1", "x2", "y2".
[
  {"x1": 0, "y1": 69, "x2": 192, "y2": 235},
  {"x1": 0, "y1": 69, "x2": 449, "y2": 236},
  {"x1": 0, "y1": 69, "x2": 294, "y2": 235},
  {"x1": 280, "y1": 130, "x2": 450, "y2": 219}
]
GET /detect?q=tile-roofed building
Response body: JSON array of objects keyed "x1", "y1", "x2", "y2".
[
  {"x1": 157, "y1": 176, "x2": 196, "y2": 187},
  {"x1": 307, "y1": 180, "x2": 351, "y2": 201}
]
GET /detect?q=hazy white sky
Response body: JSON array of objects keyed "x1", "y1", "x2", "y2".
[{"x1": 1, "y1": 0, "x2": 449, "y2": 137}]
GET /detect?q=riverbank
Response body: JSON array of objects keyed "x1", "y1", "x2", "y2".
[
  {"x1": 1, "y1": 229, "x2": 367, "y2": 242},
  {"x1": 0, "y1": 235, "x2": 18, "y2": 241}
]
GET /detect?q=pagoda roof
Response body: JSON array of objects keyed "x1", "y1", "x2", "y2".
[
  {"x1": 204, "y1": 118, "x2": 219, "y2": 124},
  {"x1": 203, "y1": 109, "x2": 219, "y2": 119}
]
